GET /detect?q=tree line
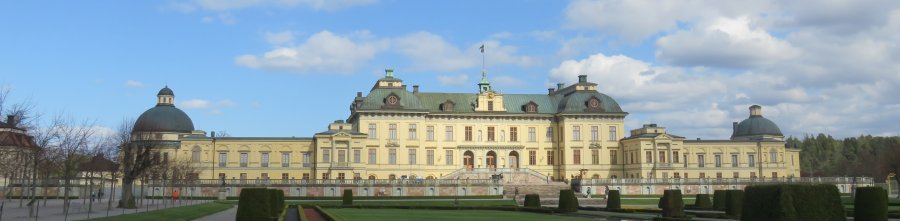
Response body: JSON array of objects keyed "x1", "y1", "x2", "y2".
[{"x1": 787, "y1": 134, "x2": 900, "y2": 183}]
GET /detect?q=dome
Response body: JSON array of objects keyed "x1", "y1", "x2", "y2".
[
  {"x1": 157, "y1": 87, "x2": 174, "y2": 96},
  {"x1": 731, "y1": 105, "x2": 782, "y2": 138},
  {"x1": 134, "y1": 105, "x2": 195, "y2": 133},
  {"x1": 557, "y1": 91, "x2": 624, "y2": 113}
]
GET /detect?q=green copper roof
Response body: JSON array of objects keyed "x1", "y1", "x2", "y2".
[{"x1": 732, "y1": 116, "x2": 783, "y2": 138}]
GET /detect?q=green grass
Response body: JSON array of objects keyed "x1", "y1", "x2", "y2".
[
  {"x1": 79, "y1": 202, "x2": 233, "y2": 221},
  {"x1": 621, "y1": 198, "x2": 696, "y2": 205},
  {"x1": 291, "y1": 199, "x2": 518, "y2": 207},
  {"x1": 325, "y1": 208, "x2": 594, "y2": 221}
]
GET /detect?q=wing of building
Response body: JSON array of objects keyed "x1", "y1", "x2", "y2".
[{"x1": 132, "y1": 69, "x2": 800, "y2": 182}]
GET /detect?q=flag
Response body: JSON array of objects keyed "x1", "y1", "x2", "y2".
[{"x1": 479, "y1": 44, "x2": 484, "y2": 53}]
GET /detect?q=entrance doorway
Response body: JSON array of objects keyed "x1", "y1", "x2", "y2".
[
  {"x1": 463, "y1": 151, "x2": 474, "y2": 170},
  {"x1": 508, "y1": 151, "x2": 519, "y2": 169},
  {"x1": 486, "y1": 151, "x2": 497, "y2": 169}
]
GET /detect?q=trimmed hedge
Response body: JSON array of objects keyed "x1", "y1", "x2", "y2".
[
  {"x1": 724, "y1": 190, "x2": 743, "y2": 218},
  {"x1": 607, "y1": 190, "x2": 621, "y2": 209},
  {"x1": 558, "y1": 189, "x2": 579, "y2": 213},
  {"x1": 713, "y1": 190, "x2": 726, "y2": 211},
  {"x1": 741, "y1": 184, "x2": 846, "y2": 221},
  {"x1": 236, "y1": 188, "x2": 272, "y2": 221},
  {"x1": 693, "y1": 194, "x2": 712, "y2": 209},
  {"x1": 343, "y1": 189, "x2": 353, "y2": 206},
  {"x1": 270, "y1": 189, "x2": 285, "y2": 218},
  {"x1": 658, "y1": 189, "x2": 686, "y2": 218},
  {"x1": 524, "y1": 194, "x2": 541, "y2": 208},
  {"x1": 854, "y1": 187, "x2": 888, "y2": 221}
]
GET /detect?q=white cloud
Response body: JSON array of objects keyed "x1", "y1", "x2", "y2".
[
  {"x1": 218, "y1": 99, "x2": 238, "y2": 107},
  {"x1": 170, "y1": 0, "x2": 377, "y2": 12},
  {"x1": 656, "y1": 17, "x2": 798, "y2": 68},
  {"x1": 124, "y1": 80, "x2": 144, "y2": 88},
  {"x1": 437, "y1": 74, "x2": 469, "y2": 87},
  {"x1": 201, "y1": 13, "x2": 237, "y2": 24},
  {"x1": 392, "y1": 32, "x2": 536, "y2": 71},
  {"x1": 208, "y1": 109, "x2": 224, "y2": 115},
  {"x1": 236, "y1": 30, "x2": 386, "y2": 73},
  {"x1": 180, "y1": 99, "x2": 212, "y2": 109},
  {"x1": 265, "y1": 31, "x2": 295, "y2": 45}
]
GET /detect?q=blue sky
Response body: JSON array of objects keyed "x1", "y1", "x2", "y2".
[{"x1": 2, "y1": 0, "x2": 899, "y2": 139}]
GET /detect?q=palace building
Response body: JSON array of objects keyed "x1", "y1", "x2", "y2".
[{"x1": 134, "y1": 69, "x2": 800, "y2": 183}]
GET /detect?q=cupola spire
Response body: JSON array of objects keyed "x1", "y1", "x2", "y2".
[{"x1": 157, "y1": 86, "x2": 175, "y2": 106}]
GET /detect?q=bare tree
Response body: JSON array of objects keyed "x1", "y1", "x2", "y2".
[
  {"x1": 51, "y1": 115, "x2": 98, "y2": 217},
  {"x1": 115, "y1": 119, "x2": 164, "y2": 208}
]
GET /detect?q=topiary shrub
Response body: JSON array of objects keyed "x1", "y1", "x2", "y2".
[
  {"x1": 724, "y1": 190, "x2": 743, "y2": 218},
  {"x1": 343, "y1": 189, "x2": 353, "y2": 206},
  {"x1": 742, "y1": 184, "x2": 846, "y2": 221},
  {"x1": 558, "y1": 189, "x2": 579, "y2": 213},
  {"x1": 524, "y1": 194, "x2": 541, "y2": 208},
  {"x1": 268, "y1": 189, "x2": 285, "y2": 219},
  {"x1": 855, "y1": 187, "x2": 888, "y2": 221},
  {"x1": 657, "y1": 190, "x2": 686, "y2": 218},
  {"x1": 693, "y1": 194, "x2": 712, "y2": 209},
  {"x1": 236, "y1": 188, "x2": 271, "y2": 221},
  {"x1": 713, "y1": 190, "x2": 726, "y2": 211},
  {"x1": 606, "y1": 190, "x2": 621, "y2": 209}
]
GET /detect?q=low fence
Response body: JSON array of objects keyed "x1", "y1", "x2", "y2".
[{"x1": 577, "y1": 177, "x2": 873, "y2": 195}]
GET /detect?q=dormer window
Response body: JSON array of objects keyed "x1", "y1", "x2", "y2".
[
  {"x1": 386, "y1": 95, "x2": 398, "y2": 105},
  {"x1": 523, "y1": 101, "x2": 538, "y2": 113},
  {"x1": 381, "y1": 93, "x2": 402, "y2": 109},
  {"x1": 487, "y1": 101, "x2": 494, "y2": 111},
  {"x1": 440, "y1": 100, "x2": 455, "y2": 112},
  {"x1": 585, "y1": 96, "x2": 605, "y2": 112}
]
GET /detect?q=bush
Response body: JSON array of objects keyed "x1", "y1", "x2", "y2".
[
  {"x1": 693, "y1": 194, "x2": 712, "y2": 209},
  {"x1": 269, "y1": 189, "x2": 285, "y2": 219},
  {"x1": 658, "y1": 190, "x2": 686, "y2": 218},
  {"x1": 854, "y1": 187, "x2": 888, "y2": 221},
  {"x1": 742, "y1": 184, "x2": 846, "y2": 221},
  {"x1": 558, "y1": 189, "x2": 579, "y2": 213},
  {"x1": 343, "y1": 189, "x2": 353, "y2": 206},
  {"x1": 236, "y1": 188, "x2": 271, "y2": 221},
  {"x1": 607, "y1": 190, "x2": 621, "y2": 209},
  {"x1": 724, "y1": 190, "x2": 743, "y2": 218},
  {"x1": 524, "y1": 194, "x2": 541, "y2": 208},
  {"x1": 713, "y1": 190, "x2": 726, "y2": 211}
]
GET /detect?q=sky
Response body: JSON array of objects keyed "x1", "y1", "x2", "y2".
[{"x1": 1, "y1": 0, "x2": 899, "y2": 139}]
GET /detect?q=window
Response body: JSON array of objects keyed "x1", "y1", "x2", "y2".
[
  {"x1": 714, "y1": 155, "x2": 722, "y2": 167},
  {"x1": 218, "y1": 153, "x2": 227, "y2": 167},
  {"x1": 464, "y1": 126, "x2": 473, "y2": 141},
  {"x1": 368, "y1": 123, "x2": 377, "y2": 139},
  {"x1": 323, "y1": 150, "x2": 331, "y2": 163},
  {"x1": 572, "y1": 126, "x2": 581, "y2": 141},
  {"x1": 389, "y1": 124, "x2": 397, "y2": 140},
  {"x1": 163, "y1": 153, "x2": 169, "y2": 163},
  {"x1": 261, "y1": 152, "x2": 269, "y2": 167},
  {"x1": 353, "y1": 150, "x2": 361, "y2": 163},
  {"x1": 191, "y1": 150, "x2": 200, "y2": 163},
  {"x1": 731, "y1": 154, "x2": 738, "y2": 167},
  {"x1": 772, "y1": 172, "x2": 778, "y2": 178},
  {"x1": 240, "y1": 153, "x2": 248, "y2": 167},
  {"x1": 302, "y1": 152, "x2": 310, "y2": 167},
  {"x1": 529, "y1": 150, "x2": 536, "y2": 165},
  {"x1": 591, "y1": 126, "x2": 599, "y2": 141},
  {"x1": 368, "y1": 149, "x2": 376, "y2": 164},
  {"x1": 354, "y1": 173, "x2": 361, "y2": 180},
  {"x1": 487, "y1": 101, "x2": 494, "y2": 111},
  {"x1": 282, "y1": 173, "x2": 289, "y2": 180},
  {"x1": 528, "y1": 127, "x2": 536, "y2": 142},
  {"x1": 748, "y1": 154, "x2": 756, "y2": 167},
  {"x1": 659, "y1": 151, "x2": 665, "y2": 163},
  {"x1": 770, "y1": 150, "x2": 777, "y2": 162},
  {"x1": 750, "y1": 172, "x2": 756, "y2": 178},
  {"x1": 733, "y1": 172, "x2": 739, "y2": 178},
  {"x1": 592, "y1": 150, "x2": 599, "y2": 165},
  {"x1": 445, "y1": 150, "x2": 453, "y2": 165},
  {"x1": 698, "y1": 155, "x2": 705, "y2": 167},
  {"x1": 673, "y1": 151, "x2": 680, "y2": 163},
  {"x1": 699, "y1": 172, "x2": 706, "y2": 178},
  {"x1": 487, "y1": 127, "x2": 495, "y2": 141},
  {"x1": 674, "y1": 172, "x2": 681, "y2": 178},
  {"x1": 240, "y1": 173, "x2": 247, "y2": 181},
  {"x1": 322, "y1": 173, "x2": 330, "y2": 180},
  {"x1": 445, "y1": 126, "x2": 453, "y2": 141},
  {"x1": 683, "y1": 154, "x2": 688, "y2": 167},
  {"x1": 338, "y1": 173, "x2": 345, "y2": 180},
  {"x1": 389, "y1": 149, "x2": 397, "y2": 164},
  {"x1": 510, "y1": 127, "x2": 518, "y2": 142},
  {"x1": 573, "y1": 150, "x2": 581, "y2": 165},
  {"x1": 282, "y1": 153, "x2": 290, "y2": 167},
  {"x1": 426, "y1": 150, "x2": 434, "y2": 165},
  {"x1": 301, "y1": 173, "x2": 309, "y2": 180},
  {"x1": 610, "y1": 150, "x2": 618, "y2": 165},
  {"x1": 338, "y1": 150, "x2": 346, "y2": 163},
  {"x1": 716, "y1": 172, "x2": 722, "y2": 179},
  {"x1": 426, "y1": 126, "x2": 434, "y2": 141},
  {"x1": 608, "y1": 126, "x2": 617, "y2": 141},
  {"x1": 547, "y1": 151, "x2": 555, "y2": 165},
  {"x1": 645, "y1": 151, "x2": 652, "y2": 163},
  {"x1": 408, "y1": 124, "x2": 417, "y2": 140},
  {"x1": 408, "y1": 149, "x2": 416, "y2": 164},
  {"x1": 546, "y1": 127, "x2": 553, "y2": 142},
  {"x1": 526, "y1": 104, "x2": 536, "y2": 112}
]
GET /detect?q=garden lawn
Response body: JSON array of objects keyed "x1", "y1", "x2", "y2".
[
  {"x1": 291, "y1": 199, "x2": 517, "y2": 207},
  {"x1": 79, "y1": 202, "x2": 233, "y2": 221},
  {"x1": 326, "y1": 208, "x2": 594, "y2": 221}
]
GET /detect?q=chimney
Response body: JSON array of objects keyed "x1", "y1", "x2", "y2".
[
  {"x1": 6, "y1": 115, "x2": 16, "y2": 127},
  {"x1": 548, "y1": 88, "x2": 555, "y2": 94},
  {"x1": 578, "y1": 75, "x2": 587, "y2": 83},
  {"x1": 356, "y1": 92, "x2": 362, "y2": 97},
  {"x1": 749, "y1": 105, "x2": 762, "y2": 117},
  {"x1": 413, "y1": 85, "x2": 419, "y2": 94},
  {"x1": 557, "y1": 83, "x2": 564, "y2": 90}
]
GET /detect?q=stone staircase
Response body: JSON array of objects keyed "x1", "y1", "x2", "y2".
[{"x1": 442, "y1": 168, "x2": 604, "y2": 206}]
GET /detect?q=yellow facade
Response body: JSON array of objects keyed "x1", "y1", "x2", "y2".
[{"x1": 137, "y1": 70, "x2": 800, "y2": 182}]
